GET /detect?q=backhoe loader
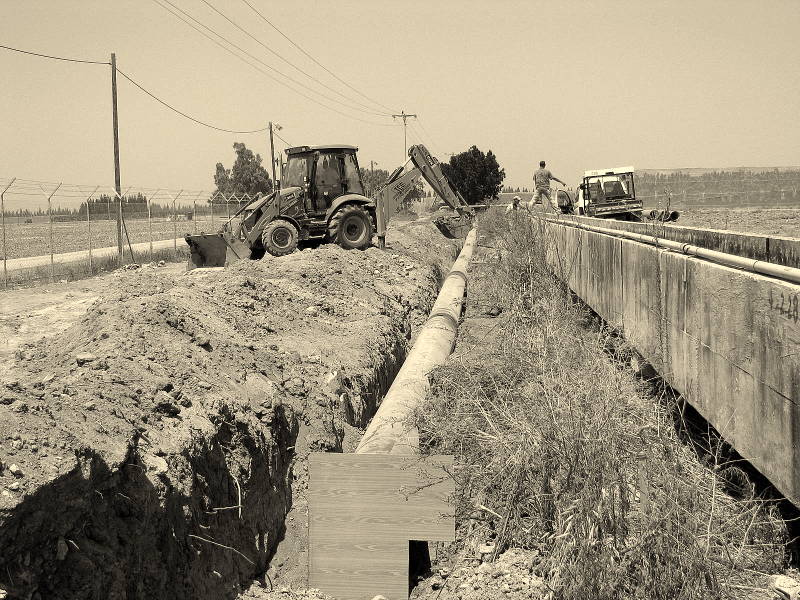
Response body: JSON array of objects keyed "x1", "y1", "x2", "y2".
[{"x1": 185, "y1": 144, "x2": 473, "y2": 269}]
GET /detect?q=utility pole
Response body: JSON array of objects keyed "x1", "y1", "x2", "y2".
[
  {"x1": 370, "y1": 160, "x2": 377, "y2": 195},
  {"x1": 269, "y1": 121, "x2": 276, "y2": 190},
  {"x1": 110, "y1": 52, "x2": 122, "y2": 261},
  {"x1": 392, "y1": 110, "x2": 417, "y2": 161},
  {"x1": 269, "y1": 122, "x2": 283, "y2": 190}
]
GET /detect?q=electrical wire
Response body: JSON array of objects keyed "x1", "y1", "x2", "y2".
[
  {"x1": 199, "y1": 0, "x2": 389, "y2": 116},
  {"x1": 0, "y1": 43, "x2": 109, "y2": 65},
  {"x1": 115, "y1": 67, "x2": 270, "y2": 134},
  {"x1": 414, "y1": 117, "x2": 444, "y2": 155},
  {"x1": 0, "y1": 41, "x2": 272, "y2": 135},
  {"x1": 155, "y1": 0, "x2": 394, "y2": 122},
  {"x1": 239, "y1": 0, "x2": 399, "y2": 115},
  {"x1": 273, "y1": 131, "x2": 292, "y2": 147},
  {"x1": 151, "y1": 3, "x2": 398, "y2": 129}
]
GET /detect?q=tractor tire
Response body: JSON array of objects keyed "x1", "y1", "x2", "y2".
[
  {"x1": 262, "y1": 219, "x2": 299, "y2": 257},
  {"x1": 328, "y1": 204, "x2": 373, "y2": 250}
]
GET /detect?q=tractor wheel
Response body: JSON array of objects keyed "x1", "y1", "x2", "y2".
[
  {"x1": 262, "y1": 219, "x2": 299, "y2": 257},
  {"x1": 328, "y1": 205, "x2": 373, "y2": 250}
]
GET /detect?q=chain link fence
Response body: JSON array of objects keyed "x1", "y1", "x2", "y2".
[{"x1": 0, "y1": 177, "x2": 257, "y2": 287}]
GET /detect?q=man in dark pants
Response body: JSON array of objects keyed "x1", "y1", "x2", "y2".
[{"x1": 531, "y1": 161, "x2": 566, "y2": 211}]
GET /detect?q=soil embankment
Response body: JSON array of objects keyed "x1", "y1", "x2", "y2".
[{"x1": 0, "y1": 221, "x2": 457, "y2": 600}]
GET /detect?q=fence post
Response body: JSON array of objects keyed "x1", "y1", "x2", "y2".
[
  {"x1": 169, "y1": 190, "x2": 183, "y2": 260},
  {"x1": 86, "y1": 186, "x2": 100, "y2": 275},
  {"x1": 40, "y1": 183, "x2": 62, "y2": 283},
  {"x1": 148, "y1": 190, "x2": 159, "y2": 263},
  {"x1": 210, "y1": 191, "x2": 215, "y2": 229},
  {"x1": 1, "y1": 178, "x2": 15, "y2": 289},
  {"x1": 114, "y1": 186, "x2": 133, "y2": 264}
]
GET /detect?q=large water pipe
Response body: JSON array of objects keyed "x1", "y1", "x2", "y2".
[
  {"x1": 355, "y1": 227, "x2": 477, "y2": 456},
  {"x1": 545, "y1": 216, "x2": 800, "y2": 285}
]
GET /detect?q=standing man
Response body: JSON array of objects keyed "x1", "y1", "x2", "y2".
[{"x1": 531, "y1": 160, "x2": 566, "y2": 211}]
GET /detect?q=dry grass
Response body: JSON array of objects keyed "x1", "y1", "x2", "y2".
[
  {"x1": 2, "y1": 217, "x2": 224, "y2": 259},
  {"x1": 3, "y1": 246, "x2": 188, "y2": 288},
  {"x1": 416, "y1": 210, "x2": 787, "y2": 599},
  {"x1": 675, "y1": 208, "x2": 800, "y2": 238}
]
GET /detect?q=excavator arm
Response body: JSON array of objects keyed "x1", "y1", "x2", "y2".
[{"x1": 374, "y1": 144, "x2": 474, "y2": 245}]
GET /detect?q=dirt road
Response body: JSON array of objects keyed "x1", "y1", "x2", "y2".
[
  {"x1": 3, "y1": 237, "x2": 182, "y2": 273},
  {"x1": 0, "y1": 264, "x2": 185, "y2": 372}
]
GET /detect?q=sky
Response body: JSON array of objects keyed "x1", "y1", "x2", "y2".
[{"x1": 1, "y1": 0, "x2": 799, "y2": 209}]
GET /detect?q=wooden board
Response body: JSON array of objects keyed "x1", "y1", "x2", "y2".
[{"x1": 308, "y1": 453, "x2": 454, "y2": 600}]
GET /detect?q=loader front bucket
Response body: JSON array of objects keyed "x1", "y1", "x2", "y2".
[
  {"x1": 433, "y1": 214, "x2": 474, "y2": 239},
  {"x1": 185, "y1": 232, "x2": 250, "y2": 270}
]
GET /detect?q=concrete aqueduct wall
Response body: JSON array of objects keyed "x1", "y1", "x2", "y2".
[{"x1": 544, "y1": 219, "x2": 800, "y2": 504}]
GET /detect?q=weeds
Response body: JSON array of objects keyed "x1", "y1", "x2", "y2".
[
  {"x1": 416, "y1": 209, "x2": 786, "y2": 599},
  {"x1": 3, "y1": 245, "x2": 188, "y2": 288}
]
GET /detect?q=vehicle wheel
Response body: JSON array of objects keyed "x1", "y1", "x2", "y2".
[
  {"x1": 328, "y1": 204, "x2": 373, "y2": 250},
  {"x1": 262, "y1": 219, "x2": 298, "y2": 256}
]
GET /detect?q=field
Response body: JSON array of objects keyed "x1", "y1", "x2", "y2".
[
  {"x1": 674, "y1": 207, "x2": 799, "y2": 237},
  {"x1": 1, "y1": 216, "x2": 226, "y2": 260}
]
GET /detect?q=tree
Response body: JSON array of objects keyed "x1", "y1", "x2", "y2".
[
  {"x1": 359, "y1": 166, "x2": 391, "y2": 196},
  {"x1": 440, "y1": 146, "x2": 505, "y2": 205},
  {"x1": 213, "y1": 142, "x2": 273, "y2": 198},
  {"x1": 360, "y1": 165, "x2": 426, "y2": 212}
]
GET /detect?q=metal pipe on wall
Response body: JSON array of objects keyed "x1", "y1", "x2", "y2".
[{"x1": 545, "y1": 216, "x2": 800, "y2": 285}]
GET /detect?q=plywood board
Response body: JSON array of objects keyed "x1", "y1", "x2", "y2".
[{"x1": 308, "y1": 453, "x2": 454, "y2": 600}]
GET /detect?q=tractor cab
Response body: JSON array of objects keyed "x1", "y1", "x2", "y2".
[{"x1": 284, "y1": 145, "x2": 366, "y2": 216}]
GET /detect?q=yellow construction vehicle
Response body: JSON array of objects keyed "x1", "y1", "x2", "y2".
[{"x1": 185, "y1": 144, "x2": 473, "y2": 269}]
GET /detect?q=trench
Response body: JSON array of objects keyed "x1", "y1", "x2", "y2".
[{"x1": 0, "y1": 234, "x2": 459, "y2": 600}]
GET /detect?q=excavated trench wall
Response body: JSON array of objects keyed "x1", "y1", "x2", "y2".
[
  {"x1": 544, "y1": 219, "x2": 800, "y2": 505},
  {"x1": 0, "y1": 225, "x2": 457, "y2": 600}
]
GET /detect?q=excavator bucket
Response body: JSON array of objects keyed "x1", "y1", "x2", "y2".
[
  {"x1": 433, "y1": 214, "x2": 473, "y2": 239},
  {"x1": 185, "y1": 232, "x2": 250, "y2": 270}
]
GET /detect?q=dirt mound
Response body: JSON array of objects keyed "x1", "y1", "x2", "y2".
[{"x1": 0, "y1": 222, "x2": 457, "y2": 600}]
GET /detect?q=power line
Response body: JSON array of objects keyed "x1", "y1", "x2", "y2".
[
  {"x1": 414, "y1": 117, "x2": 444, "y2": 155},
  {"x1": 152, "y1": 0, "x2": 397, "y2": 127},
  {"x1": 239, "y1": 0, "x2": 399, "y2": 114},
  {"x1": 155, "y1": 0, "x2": 393, "y2": 121},
  {"x1": 0, "y1": 40, "x2": 271, "y2": 135},
  {"x1": 115, "y1": 67, "x2": 269, "y2": 134},
  {"x1": 198, "y1": 0, "x2": 389, "y2": 116},
  {"x1": 408, "y1": 120, "x2": 440, "y2": 155},
  {"x1": 0, "y1": 43, "x2": 109, "y2": 65},
  {"x1": 273, "y1": 131, "x2": 292, "y2": 147}
]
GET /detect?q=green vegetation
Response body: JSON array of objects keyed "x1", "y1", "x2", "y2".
[
  {"x1": 441, "y1": 146, "x2": 505, "y2": 205},
  {"x1": 417, "y1": 210, "x2": 787, "y2": 599},
  {"x1": 3, "y1": 245, "x2": 188, "y2": 288},
  {"x1": 214, "y1": 142, "x2": 273, "y2": 197}
]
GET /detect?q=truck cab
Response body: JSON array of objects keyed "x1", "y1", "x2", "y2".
[{"x1": 575, "y1": 166, "x2": 642, "y2": 220}]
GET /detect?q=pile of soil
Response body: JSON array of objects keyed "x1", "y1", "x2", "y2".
[
  {"x1": 412, "y1": 548, "x2": 544, "y2": 600},
  {"x1": 0, "y1": 221, "x2": 457, "y2": 600}
]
